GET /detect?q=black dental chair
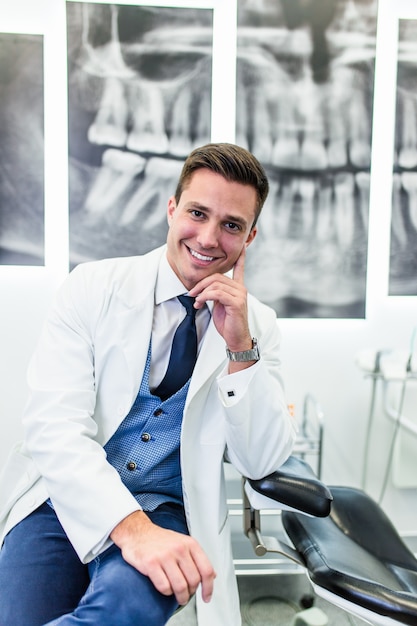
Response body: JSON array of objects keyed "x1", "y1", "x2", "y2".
[{"x1": 243, "y1": 456, "x2": 417, "y2": 626}]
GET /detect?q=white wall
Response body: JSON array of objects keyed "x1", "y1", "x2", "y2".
[{"x1": 1, "y1": 0, "x2": 417, "y2": 528}]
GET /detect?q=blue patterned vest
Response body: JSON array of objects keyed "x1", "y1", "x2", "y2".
[{"x1": 104, "y1": 342, "x2": 189, "y2": 511}]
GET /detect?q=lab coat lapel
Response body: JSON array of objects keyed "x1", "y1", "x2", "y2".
[
  {"x1": 111, "y1": 248, "x2": 163, "y2": 413},
  {"x1": 186, "y1": 319, "x2": 226, "y2": 404}
]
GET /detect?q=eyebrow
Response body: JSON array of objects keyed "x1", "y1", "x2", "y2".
[{"x1": 186, "y1": 201, "x2": 250, "y2": 230}]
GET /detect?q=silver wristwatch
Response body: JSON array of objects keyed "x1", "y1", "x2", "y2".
[{"x1": 226, "y1": 338, "x2": 260, "y2": 362}]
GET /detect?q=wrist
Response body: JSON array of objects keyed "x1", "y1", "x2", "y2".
[
  {"x1": 110, "y1": 510, "x2": 151, "y2": 545},
  {"x1": 226, "y1": 338, "x2": 260, "y2": 362}
]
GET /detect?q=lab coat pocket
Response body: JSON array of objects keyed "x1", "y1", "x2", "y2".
[{"x1": 198, "y1": 400, "x2": 227, "y2": 445}]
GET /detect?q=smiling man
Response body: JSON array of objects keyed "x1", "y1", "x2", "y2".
[{"x1": 0, "y1": 143, "x2": 296, "y2": 626}]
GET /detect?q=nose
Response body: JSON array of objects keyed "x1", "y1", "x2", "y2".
[{"x1": 196, "y1": 221, "x2": 219, "y2": 250}]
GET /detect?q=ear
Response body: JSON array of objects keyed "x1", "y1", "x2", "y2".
[
  {"x1": 245, "y1": 225, "x2": 257, "y2": 248},
  {"x1": 167, "y1": 196, "x2": 177, "y2": 223}
]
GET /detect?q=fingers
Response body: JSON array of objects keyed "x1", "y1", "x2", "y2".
[
  {"x1": 188, "y1": 261, "x2": 250, "y2": 346},
  {"x1": 190, "y1": 269, "x2": 247, "y2": 308},
  {"x1": 151, "y1": 560, "x2": 191, "y2": 606},
  {"x1": 189, "y1": 245, "x2": 247, "y2": 304},
  {"x1": 115, "y1": 516, "x2": 216, "y2": 607},
  {"x1": 185, "y1": 543, "x2": 215, "y2": 604},
  {"x1": 159, "y1": 545, "x2": 215, "y2": 605},
  {"x1": 232, "y1": 245, "x2": 246, "y2": 284},
  {"x1": 193, "y1": 277, "x2": 245, "y2": 309}
]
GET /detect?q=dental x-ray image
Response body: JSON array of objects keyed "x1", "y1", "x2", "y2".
[
  {"x1": 0, "y1": 33, "x2": 44, "y2": 266},
  {"x1": 237, "y1": 0, "x2": 378, "y2": 318},
  {"x1": 66, "y1": 2, "x2": 213, "y2": 267},
  {"x1": 390, "y1": 19, "x2": 417, "y2": 296}
]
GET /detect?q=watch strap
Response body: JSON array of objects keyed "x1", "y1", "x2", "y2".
[{"x1": 226, "y1": 338, "x2": 260, "y2": 362}]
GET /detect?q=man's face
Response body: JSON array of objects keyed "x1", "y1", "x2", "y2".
[{"x1": 166, "y1": 169, "x2": 258, "y2": 290}]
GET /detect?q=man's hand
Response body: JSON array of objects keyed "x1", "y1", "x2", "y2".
[
  {"x1": 189, "y1": 247, "x2": 255, "y2": 371},
  {"x1": 110, "y1": 511, "x2": 216, "y2": 606}
]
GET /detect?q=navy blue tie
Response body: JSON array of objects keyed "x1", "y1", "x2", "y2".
[{"x1": 155, "y1": 295, "x2": 198, "y2": 401}]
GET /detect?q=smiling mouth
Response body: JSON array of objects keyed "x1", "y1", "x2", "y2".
[{"x1": 189, "y1": 247, "x2": 216, "y2": 262}]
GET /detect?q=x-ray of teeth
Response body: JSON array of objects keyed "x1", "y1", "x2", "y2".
[
  {"x1": 390, "y1": 19, "x2": 417, "y2": 296},
  {"x1": 0, "y1": 33, "x2": 44, "y2": 266},
  {"x1": 246, "y1": 172, "x2": 368, "y2": 318},
  {"x1": 66, "y1": 3, "x2": 213, "y2": 267},
  {"x1": 238, "y1": 0, "x2": 378, "y2": 318}
]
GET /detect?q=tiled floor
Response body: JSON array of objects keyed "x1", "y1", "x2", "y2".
[{"x1": 167, "y1": 573, "x2": 365, "y2": 625}]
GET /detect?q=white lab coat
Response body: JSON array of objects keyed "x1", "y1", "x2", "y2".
[{"x1": 0, "y1": 245, "x2": 296, "y2": 626}]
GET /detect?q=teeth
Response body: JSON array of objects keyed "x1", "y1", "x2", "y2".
[
  {"x1": 83, "y1": 149, "x2": 145, "y2": 219},
  {"x1": 391, "y1": 173, "x2": 408, "y2": 248},
  {"x1": 398, "y1": 94, "x2": 417, "y2": 169},
  {"x1": 315, "y1": 182, "x2": 334, "y2": 242},
  {"x1": 169, "y1": 83, "x2": 194, "y2": 157},
  {"x1": 234, "y1": 33, "x2": 375, "y2": 176},
  {"x1": 190, "y1": 249, "x2": 214, "y2": 262},
  {"x1": 120, "y1": 157, "x2": 182, "y2": 227},
  {"x1": 401, "y1": 172, "x2": 417, "y2": 232},
  {"x1": 355, "y1": 171, "x2": 370, "y2": 232},
  {"x1": 192, "y1": 82, "x2": 211, "y2": 150},
  {"x1": 299, "y1": 178, "x2": 316, "y2": 235},
  {"x1": 274, "y1": 178, "x2": 296, "y2": 238},
  {"x1": 327, "y1": 136, "x2": 348, "y2": 169},
  {"x1": 250, "y1": 86, "x2": 273, "y2": 163},
  {"x1": 170, "y1": 59, "x2": 212, "y2": 156},
  {"x1": 298, "y1": 71, "x2": 328, "y2": 171},
  {"x1": 286, "y1": 179, "x2": 304, "y2": 239},
  {"x1": 245, "y1": 171, "x2": 368, "y2": 309},
  {"x1": 300, "y1": 130, "x2": 328, "y2": 171},
  {"x1": 334, "y1": 173, "x2": 355, "y2": 250},
  {"x1": 272, "y1": 97, "x2": 300, "y2": 169},
  {"x1": 126, "y1": 82, "x2": 169, "y2": 154},
  {"x1": 78, "y1": 3, "x2": 212, "y2": 158},
  {"x1": 233, "y1": 16, "x2": 375, "y2": 312},
  {"x1": 272, "y1": 135, "x2": 300, "y2": 169},
  {"x1": 348, "y1": 93, "x2": 371, "y2": 168},
  {"x1": 256, "y1": 180, "x2": 280, "y2": 240},
  {"x1": 324, "y1": 71, "x2": 350, "y2": 169},
  {"x1": 87, "y1": 77, "x2": 129, "y2": 147},
  {"x1": 78, "y1": 4, "x2": 375, "y2": 173}
]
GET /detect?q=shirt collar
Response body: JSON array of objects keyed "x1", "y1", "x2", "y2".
[
  {"x1": 155, "y1": 251, "x2": 190, "y2": 305},
  {"x1": 155, "y1": 251, "x2": 213, "y2": 313}
]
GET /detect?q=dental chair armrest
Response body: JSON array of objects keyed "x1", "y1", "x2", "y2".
[{"x1": 245, "y1": 456, "x2": 332, "y2": 517}]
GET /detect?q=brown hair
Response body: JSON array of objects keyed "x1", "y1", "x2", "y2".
[{"x1": 174, "y1": 143, "x2": 269, "y2": 228}]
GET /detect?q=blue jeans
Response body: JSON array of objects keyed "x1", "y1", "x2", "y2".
[{"x1": 0, "y1": 502, "x2": 188, "y2": 626}]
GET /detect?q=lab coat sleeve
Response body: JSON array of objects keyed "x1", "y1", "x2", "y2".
[
  {"x1": 22, "y1": 263, "x2": 141, "y2": 563},
  {"x1": 217, "y1": 299, "x2": 297, "y2": 480}
]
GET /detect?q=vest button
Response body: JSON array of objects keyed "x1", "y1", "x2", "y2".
[
  {"x1": 141, "y1": 432, "x2": 151, "y2": 442},
  {"x1": 126, "y1": 461, "x2": 137, "y2": 471},
  {"x1": 153, "y1": 408, "x2": 163, "y2": 417}
]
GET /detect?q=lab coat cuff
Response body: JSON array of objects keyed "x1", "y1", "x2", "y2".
[
  {"x1": 87, "y1": 502, "x2": 143, "y2": 561},
  {"x1": 217, "y1": 361, "x2": 261, "y2": 406}
]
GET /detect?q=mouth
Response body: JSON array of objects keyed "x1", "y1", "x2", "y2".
[{"x1": 188, "y1": 246, "x2": 217, "y2": 264}]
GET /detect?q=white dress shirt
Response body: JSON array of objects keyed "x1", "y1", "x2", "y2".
[{"x1": 149, "y1": 252, "x2": 211, "y2": 390}]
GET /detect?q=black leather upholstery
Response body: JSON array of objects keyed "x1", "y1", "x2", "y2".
[
  {"x1": 247, "y1": 456, "x2": 333, "y2": 518},
  {"x1": 282, "y1": 486, "x2": 417, "y2": 626}
]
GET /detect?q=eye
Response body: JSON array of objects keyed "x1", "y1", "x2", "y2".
[
  {"x1": 190, "y1": 209, "x2": 205, "y2": 219},
  {"x1": 224, "y1": 221, "x2": 242, "y2": 232}
]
